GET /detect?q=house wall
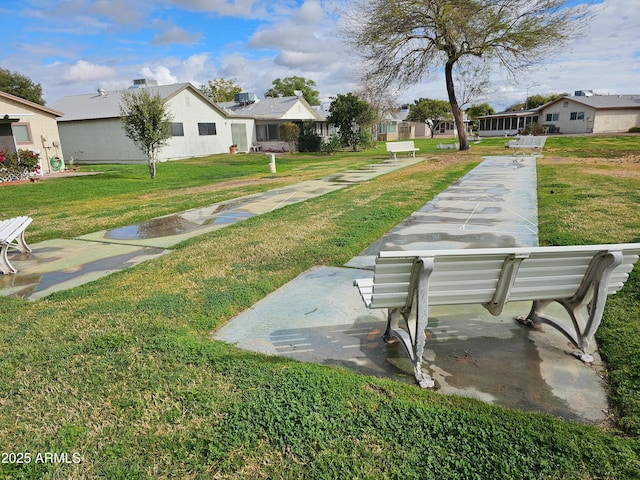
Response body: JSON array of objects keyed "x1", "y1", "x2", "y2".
[
  {"x1": 539, "y1": 101, "x2": 597, "y2": 134},
  {"x1": 58, "y1": 118, "x2": 143, "y2": 163},
  {"x1": 593, "y1": 110, "x2": 640, "y2": 133},
  {"x1": 280, "y1": 102, "x2": 319, "y2": 121},
  {"x1": 58, "y1": 88, "x2": 256, "y2": 163},
  {"x1": 0, "y1": 96, "x2": 63, "y2": 174},
  {"x1": 163, "y1": 91, "x2": 253, "y2": 156}
]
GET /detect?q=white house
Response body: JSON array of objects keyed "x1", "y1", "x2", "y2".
[
  {"x1": 218, "y1": 94, "x2": 321, "y2": 151},
  {"x1": 49, "y1": 81, "x2": 254, "y2": 164},
  {"x1": 0, "y1": 90, "x2": 64, "y2": 175}
]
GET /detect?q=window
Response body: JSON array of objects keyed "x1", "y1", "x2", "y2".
[
  {"x1": 545, "y1": 113, "x2": 559, "y2": 122},
  {"x1": 570, "y1": 112, "x2": 585, "y2": 121},
  {"x1": 169, "y1": 122, "x2": 184, "y2": 136},
  {"x1": 198, "y1": 123, "x2": 216, "y2": 135},
  {"x1": 12, "y1": 123, "x2": 32, "y2": 143}
]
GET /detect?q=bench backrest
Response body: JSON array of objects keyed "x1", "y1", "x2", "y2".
[
  {"x1": 513, "y1": 136, "x2": 546, "y2": 147},
  {"x1": 369, "y1": 244, "x2": 640, "y2": 309},
  {"x1": 0, "y1": 216, "x2": 32, "y2": 244},
  {"x1": 386, "y1": 141, "x2": 416, "y2": 152}
]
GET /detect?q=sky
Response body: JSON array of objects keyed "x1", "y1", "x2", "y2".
[{"x1": 1, "y1": 0, "x2": 638, "y2": 111}]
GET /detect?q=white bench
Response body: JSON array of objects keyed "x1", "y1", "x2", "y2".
[
  {"x1": 354, "y1": 244, "x2": 640, "y2": 388},
  {"x1": 386, "y1": 141, "x2": 419, "y2": 160},
  {"x1": 506, "y1": 136, "x2": 547, "y2": 155},
  {"x1": 436, "y1": 142, "x2": 459, "y2": 150},
  {"x1": 0, "y1": 216, "x2": 33, "y2": 274}
]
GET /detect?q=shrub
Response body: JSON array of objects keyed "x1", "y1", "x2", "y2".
[
  {"x1": 321, "y1": 134, "x2": 343, "y2": 155},
  {"x1": 628, "y1": 126, "x2": 640, "y2": 133},
  {"x1": 522, "y1": 122, "x2": 545, "y2": 135},
  {"x1": 279, "y1": 122, "x2": 300, "y2": 152},
  {"x1": 298, "y1": 121, "x2": 322, "y2": 152}
]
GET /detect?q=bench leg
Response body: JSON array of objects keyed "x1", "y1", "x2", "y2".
[
  {"x1": 516, "y1": 250, "x2": 624, "y2": 363},
  {"x1": 14, "y1": 230, "x2": 32, "y2": 254},
  {"x1": 1, "y1": 244, "x2": 17, "y2": 274},
  {"x1": 383, "y1": 257, "x2": 436, "y2": 388}
]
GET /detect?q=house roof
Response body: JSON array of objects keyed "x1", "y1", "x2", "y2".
[
  {"x1": 0, "y1": 90, "x2": 63, "y2": 117},
  {"x1": 542, "y1": 94, "x2": 640, "y2": 110},
  {"x1": 476, "y1": 94, "x2": 640, "y2": 120},
  {"x1": 217, "y1": 95, "x2": 321, "y2": 121},
  {"x1": 49, "y1": 83, "x2": 231, "y2": 122}
]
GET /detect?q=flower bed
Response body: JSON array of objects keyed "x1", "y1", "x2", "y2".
[{"x1": 0, "y1": 149, "x2": 40, "y2": 183}]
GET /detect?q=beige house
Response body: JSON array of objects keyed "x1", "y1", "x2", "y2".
[
  {"x1": 538, "y1": 94, "x2": 640, "y2": 134},
  {"x1": 477, "y1": 93, "x2": 640, "y2": 136},
  {"x1": 0, "y1": 91, "x2": 64, "y2": 174}
]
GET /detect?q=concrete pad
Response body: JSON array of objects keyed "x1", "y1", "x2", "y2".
[
  {"x1": 0, "y1": 239, "x2": 168, "y2": 300},
  {"x1": 214, "y1": 265, "x2": 608, "y2": 423}
]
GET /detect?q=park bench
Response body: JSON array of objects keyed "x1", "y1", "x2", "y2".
[
  {"x1": 386, "y1": 141, "x2": 419, "y2": 160},
  {"x1": 506, "y1": 135, "x2": 547, "y2": 155},
  {"x1": 0, "y1": 216, "x2": 33, "y2": 274},
  {"x1": 354, "y1": 243, "x2": 640, "y2": 388}
]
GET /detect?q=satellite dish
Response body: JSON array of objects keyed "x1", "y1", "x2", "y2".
[
  {"x1": 97, "y1": 88, "x2": 107, "y2": 97},
  {"x1": 294, "y1": 90, "x2": 302, "y2": 97}
]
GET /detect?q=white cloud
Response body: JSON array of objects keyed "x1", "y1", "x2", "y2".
[
  {"x1": 138, "y1": 65, "x2": 179, "y2": 85},
  {"x1": 152, "y1": 25, "x2": 202, "y2": 45},
  {"x1": 62, "y1": 60, "x2": 117, "y2": 84}
]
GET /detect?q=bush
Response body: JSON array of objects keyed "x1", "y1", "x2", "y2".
[
  {"x1": 279, "y1": 122, "x2": 300, "y2": 152},
  {"x1": 522, "y1": 122, "x2": 545, "y2": 135},
  {"x1": 321, "y1": 134, "x2": 343, "y2": 155},
  {"x1": 298, "y1": 121, "x2": 322, "y2": 152},
  {"x1": 628, "y1": 126, "x2": 640, "y2": 133}
]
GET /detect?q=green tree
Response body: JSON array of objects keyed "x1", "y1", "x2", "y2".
[
  {"x1": 344, "y1": 0, "x2": 593, "y2": 151},
  {"x1": 508, "y1": 92, "x2": 570, "y2": 111},
  {"x1": 265, "y1": 76, "x2": 320, "y2": 105},
  {"x1": 466, "y1": 103, "x2": 496, "y2": 119},
  {"x1": 407, "y1": 98, "x2": 453, "y2": 138},
  {"x1": 326, "y1": 93, "x2": 375, "y2": 151},
  {"x1": 201, "y1": 78, "x2": 242, "y2": 103},
  {"x1": 120, "y1": 89, "x2": 173, "y2": 179},
  {"x1": 0, "y1": 68, "x2": 45, "y2": 105},
  {"x1": 466, "y1": 102, "x2": 496, "y2": 131}
]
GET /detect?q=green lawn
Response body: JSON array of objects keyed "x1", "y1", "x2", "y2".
[{"x1": 1, "y1": 137, "x2": 639, "y2": 478}]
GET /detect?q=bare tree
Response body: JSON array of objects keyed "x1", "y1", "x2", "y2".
[{"x1": 343, "y1": 0, "x2": 593, "y2": 150}]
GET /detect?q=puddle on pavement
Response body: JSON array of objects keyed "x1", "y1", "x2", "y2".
[
  {"x1": 3, "y1": 247, "x2": 166, "y2": 299},
  {"x1": 106, "y1": 215, "x2": 201, "y2": 240},
  {"x1": 207, "y1": 211, "x2": 256, "y2": 225}
]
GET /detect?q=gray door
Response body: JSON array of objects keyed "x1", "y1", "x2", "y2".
[{"x1": 231, "y1": 124, "x2": 248, "y2": 152}]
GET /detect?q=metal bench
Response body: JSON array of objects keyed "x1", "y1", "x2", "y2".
[
  {"x1": 386, "y1": 141, "x2": 420, "y2": 160},
  {"x1": 506, "y1": 135, "x2": 547, "y2": 155},
  {"x1": 354, "y1": 244, "x2": 640, "y2": 388},
  {"x1": 0, "y1": 216, "x2": 33, "y2": 274}
]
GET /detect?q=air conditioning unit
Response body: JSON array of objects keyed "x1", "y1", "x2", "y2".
[{"x1": 234, "y1": 92, "x2": 258, "y2": 104}]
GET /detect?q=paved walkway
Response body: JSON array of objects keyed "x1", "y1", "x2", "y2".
[
  {"x1": 0, "y1": 156, "x2": 423, "y2": 300},
  {"x1": 214, "y1": 156, "x2": 609, "y2": 424}
]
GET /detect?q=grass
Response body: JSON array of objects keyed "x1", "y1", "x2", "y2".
[{"x1": 1, "y1": 136, "x2": 640, "y2": 478}]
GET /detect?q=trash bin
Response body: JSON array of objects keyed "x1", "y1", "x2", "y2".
[{"x1": 267, "y1": 153, "x2": 276, "y2": 173}]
